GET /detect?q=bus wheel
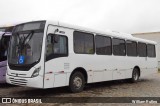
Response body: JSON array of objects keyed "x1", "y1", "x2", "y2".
[
  {"x1": 69, "y1": 72, "x2": 85, "y2": 93},
  {"x1": 131, "y1": 68, "x2": 140, "y2": 83}
]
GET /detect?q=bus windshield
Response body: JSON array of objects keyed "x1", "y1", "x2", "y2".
[
  {"x1": 8, "y1": 21, "x2": 45, "y2": 65},
  {"x1": 0, "y1": 35, "x2": 10, "y2": 62}
]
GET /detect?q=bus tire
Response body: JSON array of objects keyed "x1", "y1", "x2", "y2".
[
  {"x1": 130, "y1": 68, "x2": 140, "y2": 83},
  {"x1": 69, "y1": 72, "x2": 85, "y2": 93}
]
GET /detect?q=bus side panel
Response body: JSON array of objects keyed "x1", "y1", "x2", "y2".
[
  {"x1": 112, "y1": 56, "x2": 127, "y2": 80},
  {"x1": 69, "y1": 54, "x2": 114, "y2": 83},
  {"x1": 0, "y1": 61, "x2": 7, "y2": 83},
  {"x1": 0, "y1": 66, "x2": 6, "y2": 83},
  {"x1": 141, "y1": 57, "x2": 157, "y2": 77}
]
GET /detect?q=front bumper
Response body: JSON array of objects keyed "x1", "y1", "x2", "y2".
[{"x1": 6, "y1": 74, "x2": 44, "y2": 88}]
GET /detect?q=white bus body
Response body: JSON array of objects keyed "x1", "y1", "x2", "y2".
[{"x1": 6, "y1": 20, "x2": 157, "y2": 92}]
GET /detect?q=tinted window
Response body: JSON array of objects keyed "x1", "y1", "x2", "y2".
[
  {"x1": 0, "y1": 36, "x2": 10, "y2": 61},
  {"x1": 147, "y1": 44, "x2": 156, "y2": 57},
  {"x1": 138, "y1": 42, "x2": 147, "y2": 57},
  {"x1": 126, "y1": 40, "x2": 137, "y2": 56},
  {"x1": 74, "y1": 31, "x2": 94, "y2": 54},
  {"x1": 46, "y1": 35, "x2": 68, "y2": 61},
  {"x1": 14, "y1": 21, "x2": 45, "y2": 32},
  {"x1": 112, "y1": 38, "x2": 126, "y2": 56},
  {"x1": 95, "y1": 35, "x2": 112, "y2": 55}
]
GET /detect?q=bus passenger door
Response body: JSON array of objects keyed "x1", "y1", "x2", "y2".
[{"x1": 44, "y1": 25, "x2": 68, "y2": 88}]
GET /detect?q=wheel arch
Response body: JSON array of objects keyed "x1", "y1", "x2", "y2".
[
  {"x1": 134, "y1": 66, "x2": 141, "y2": 77},
  {"x1": 70, "y1": 67, "x2": 88, "y2": 83}
]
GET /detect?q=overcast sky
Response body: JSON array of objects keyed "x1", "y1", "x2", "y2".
[{"x1": 0, "y1": 0, "x2": 160, "y2": 34}]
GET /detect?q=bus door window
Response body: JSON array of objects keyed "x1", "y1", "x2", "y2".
[{"x1": 46, "y1": 34, "x2": 68, "y2": 61}]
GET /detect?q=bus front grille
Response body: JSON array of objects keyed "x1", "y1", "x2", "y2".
[{"x1": 9, "y1": 77, "x2": 27, "y2": 86}]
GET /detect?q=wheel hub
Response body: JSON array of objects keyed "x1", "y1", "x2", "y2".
[{"x1": 73, "y1": 76, "x2": 82, "y2": 89}]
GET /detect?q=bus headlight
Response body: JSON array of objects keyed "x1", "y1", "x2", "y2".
[{"x1": 32, "y1": 67, "x2": 41, "y2": 78}]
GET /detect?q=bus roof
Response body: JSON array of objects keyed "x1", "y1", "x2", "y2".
[
  {"x1": 46, "y1": 20, "x2": 156, "y2": 45},
  {"x1": 0, "y1": 32, "x2": 5, "y2": 36},
  {"x1": 0, "y1": 26, "x2": 13, "y2": 37}
]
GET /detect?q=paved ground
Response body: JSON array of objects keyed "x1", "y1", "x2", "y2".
[{"x1": 1, "y1": 73, "x2": 160, "y2": 106}]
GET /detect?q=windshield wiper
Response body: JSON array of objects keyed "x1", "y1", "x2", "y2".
[
  {"x1": 23, "y1": 30, "x2": 34, "y2": 45},
  {"x1": 16, "y1": 31, "x2": 34, "y2": 55},
  {"x1": 15, "y1": 32, "x2": 23, "y2": 55}
]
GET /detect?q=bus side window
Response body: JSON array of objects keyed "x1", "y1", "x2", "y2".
[
  {"x1": 126, "y1": 40, "x2": 137, "y2": 56},
  {"x1": 112, "y1": 38, "x2": 126, "y2": 56},
  {"x1": 95, "y1": 35, "x2": 112, "y2": 55},
  {"x1": 138, "y1": 42, "x2": 147, "y2": 57},
  {"x1": 147, "y1": 44, "x2": 156, "y2": 57},
  {"x1": 74, "y1": 31, "x2": 94, "y2": 54}
]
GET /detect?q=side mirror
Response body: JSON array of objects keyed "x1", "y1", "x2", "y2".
[{"x1": 47, "y1": 33, "x2": 59, "y2": 43}]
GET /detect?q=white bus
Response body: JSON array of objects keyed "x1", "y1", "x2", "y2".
[{"x1": 6, "y1": 20, "x2": 157, "y2": 92}]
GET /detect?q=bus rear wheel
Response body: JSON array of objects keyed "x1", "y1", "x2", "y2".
[
  {"x1": 69, "y1": 72, "x2": 85, "y2": 93},
  {"x1": 130, "y1": 68, "x2": 140, "y2": 83}
]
